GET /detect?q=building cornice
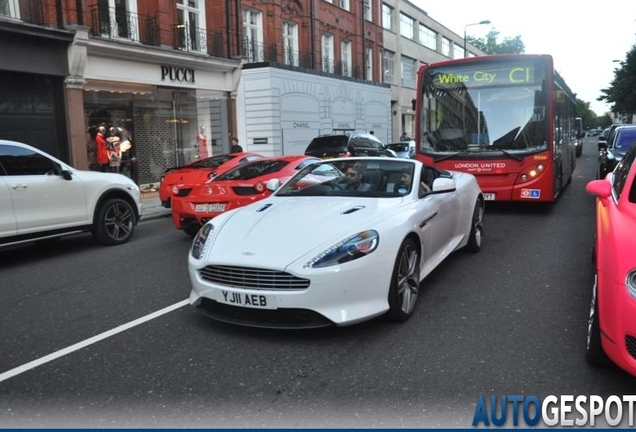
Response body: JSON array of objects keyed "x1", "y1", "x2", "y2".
[{"x1": 86, "y1": 38, "x2": 241, "y2": 73}]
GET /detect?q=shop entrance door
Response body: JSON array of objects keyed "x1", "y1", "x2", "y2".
[{"x1": 171, "y1": 90, "x2": 198, "y2": 167}]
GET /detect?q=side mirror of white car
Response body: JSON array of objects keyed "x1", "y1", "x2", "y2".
[
  {"x1": 266, "y1": 178, "x2": 281, "y2": 191},
  {"x1": 431, "y1": 177, "x2": 456, "y2": 193}
]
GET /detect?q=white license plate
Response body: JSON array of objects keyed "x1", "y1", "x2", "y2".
[
  {"x1": 195, "y1": 203, "x2": 226, "y2": 212},
  {"x1": 483, "y1": 193, "x2": 496, "y2": 201},
  {"x1": 217, "y1": 290, "x2": 275, "y2": 309}
]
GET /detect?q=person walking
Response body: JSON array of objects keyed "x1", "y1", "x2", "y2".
[{"x1": 230, "y1": 137, "x2": 243, "y2": 153}]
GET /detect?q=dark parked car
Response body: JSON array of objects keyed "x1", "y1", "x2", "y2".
[
  {"x1": 304, "y1": 132, "x2": 396, "y2": 159},
  {"x1": 597, "y1": 125, "x2": 636, "y2": 179}
]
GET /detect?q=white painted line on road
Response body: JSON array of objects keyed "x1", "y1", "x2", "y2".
[{"x1": 0, "y1": 299, "x2": 190, "y2": 384}]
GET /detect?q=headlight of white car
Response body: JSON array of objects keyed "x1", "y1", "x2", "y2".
[
  {"x1": 626, "y1": 268, "x2": 636, "y2": 299},
  {"x1": 304, "y1": 230, "x2": 379, "y2": 269},
  {"x1": 191, "y1": 223, "x2": 214, "y2": 260}
]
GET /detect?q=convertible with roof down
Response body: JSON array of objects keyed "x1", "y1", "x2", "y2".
[{"x1": 188, "y1": 157, "x2": 485, "y2": 328}]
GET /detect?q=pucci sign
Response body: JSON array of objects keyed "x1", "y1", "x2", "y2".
[{"x1": 160, "y1": 65, "x2": 195, "y2": 84}]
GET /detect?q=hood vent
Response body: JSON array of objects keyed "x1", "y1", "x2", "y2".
[
  {"x1": 341, "y1": 205, "x2": 365, "y2": 214},
  {"x1": 256, "y1": 203, "x2": 273, "y2": 212}
]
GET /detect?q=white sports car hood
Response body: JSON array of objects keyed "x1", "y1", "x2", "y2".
[{"x1": 206, "y1": 197, "x2": 403, "y2": 269}]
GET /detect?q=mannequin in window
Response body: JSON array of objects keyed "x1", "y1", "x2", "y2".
[
  {"x1": 95, "y1": 125, "x2": 109, "y2": 172},
  {"x1": 106, "y1": 126, "x2": 123, "y2": 173}
]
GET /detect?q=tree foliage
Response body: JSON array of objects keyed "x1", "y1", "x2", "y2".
[
  {"x1": 598, "y1": 44, "x2": 636, "y2": 119},
  {"x1": 466, "y1": 29, "x2": 525, "y2": 55}
]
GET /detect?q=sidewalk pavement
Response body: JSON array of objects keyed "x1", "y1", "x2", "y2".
[{"x1": 140, "y1": 192, "x2": 172, "y2": 221}]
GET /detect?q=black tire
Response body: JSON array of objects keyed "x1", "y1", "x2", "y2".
[
  {"x1": 183, "y1": 223, "x2": 202, "y2": 238},
  {"x1": 586, "y1": 272, "x2": 612, "y2": 367},
  {"x1": 465, "y1": 198, "x2": 484, "y2": 253},
  {"x1": 92, "y1": 198, "x2": 136, "y2": 245},
  {"x1": 386, "y1": 238, "x2": 420, "y2": 322}
]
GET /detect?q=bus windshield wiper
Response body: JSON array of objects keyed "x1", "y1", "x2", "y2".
[
  {"x1": 433, "y1": 152, "x2": 461, "y2": 163},
  {"x1": 499, "y1": 149, "x2": 524, "y2": 161}
]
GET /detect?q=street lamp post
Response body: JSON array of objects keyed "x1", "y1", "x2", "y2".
[{"x1": 464, "y1": 20, "x2": 491, "y2": 58}]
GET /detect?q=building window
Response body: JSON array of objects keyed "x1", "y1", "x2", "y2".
[
  {"x1": 418, "y1": 24, "x2": 437, "y2": 51},
  {"x1": 176, "y1": 0, "x2": 205, "y2": 52},
  {"x1": 97, "y1": 0, "x2": 141, "y2": 41},
  {"x1": 322, "y1": 33, "x2": 334, "y2": 73},
  {"x1": 364, "y1": 0, "x2": 372, "y2": 21},
  {"x1": 383, "y1": 50, "x2": 394, "y2": 84},
  {"x1": 339, "y1": 0, "x2": 350, "y2": 11},
  {"x1": 453, "y1": 43, "x2": 463, "y2": 59},
  {"x1": 401, "y1": 55, "x2": 416, "y2": 88},
  {"x1": 1, "y1": 0, "x2": 20, "y2": 19},
  {"x1": 243, "y1": 8, "x2": 264, "y2": 62},
  {"x1": 341, "y1": 40, "x2": 352, "y2": 77},
  {"x1": 382, "y1": 4, "x2": 393, "y2": 31},
  {"x1": 365, "y1": 47, "x2": 373, "y2": 81},
  {"x1": 441, "y1": 37, "x2": 451, "y2": 57},
  {"x1": 283, "y1": 21, "x2": 299, "y2": 66},
  {"x1": 399, "y1": 13, "x2": 414, "y2": 39}
]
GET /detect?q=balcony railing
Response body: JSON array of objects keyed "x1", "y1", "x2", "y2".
[
  {"x1": 173, "y1": 23, "x2": 225, "y2": 57},
  {"x1": 242, "y1": 41, "x2": 363, "y2": 78},
  {"x1": 89, "y1": 5, "x2": 157, "y2": 46},
  {"x1": 1, "y1": 0, "x2": 44, "y2": 25}
]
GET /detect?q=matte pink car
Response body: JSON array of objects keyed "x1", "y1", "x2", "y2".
[{"x1": 585, "y1": 143, "x2": 636, "y2": 378}]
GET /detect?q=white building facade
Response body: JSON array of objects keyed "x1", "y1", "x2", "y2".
[{"x1": 236, "y1": 65, "x2": 391, "y2": 156}]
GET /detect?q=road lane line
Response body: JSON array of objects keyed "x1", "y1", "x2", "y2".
[{"x1": 0, "y1": 299, "x2": 190, "y2": 383}]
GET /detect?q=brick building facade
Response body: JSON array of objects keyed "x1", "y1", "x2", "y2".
[{"x1": 1, "y1": 0, "x2": 478, "y2": 184}]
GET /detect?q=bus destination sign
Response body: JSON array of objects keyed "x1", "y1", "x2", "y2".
[{"x1": 432, "y1": 62, "x2": 538, "y2": 88}]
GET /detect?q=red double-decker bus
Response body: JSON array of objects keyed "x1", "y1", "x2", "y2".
[{"x1": 415, "y1": 54, "x2": 577, "y2": 202}]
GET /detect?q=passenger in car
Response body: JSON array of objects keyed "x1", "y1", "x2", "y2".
[{"x1": 395, "y1": 169, "x2": 431, "y2": 195}]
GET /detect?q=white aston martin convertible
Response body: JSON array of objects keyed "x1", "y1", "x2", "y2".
[{"x1": 188, "y1": 157, "x2": 484, "y2": 328}]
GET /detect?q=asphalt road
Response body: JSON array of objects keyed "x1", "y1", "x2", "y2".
[{"x1": 1, "y1": 136, "x2": 635, "y2": 428}]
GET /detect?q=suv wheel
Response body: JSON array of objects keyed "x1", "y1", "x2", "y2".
[{"x1": 92, "y1": 198, "x2": 137, "y2": 245}]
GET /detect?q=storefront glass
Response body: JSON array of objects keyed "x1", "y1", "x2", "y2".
[
  {"x1": 83, "y1": 80, "x2": 228, "y2": 186},
  {"x1": 0, "y1": 71, "x2": 65, "y2": 160}
]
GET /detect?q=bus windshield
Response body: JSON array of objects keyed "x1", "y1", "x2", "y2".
[{"x1": 419, "y1": 58, "x2": 548, "y2": 156}]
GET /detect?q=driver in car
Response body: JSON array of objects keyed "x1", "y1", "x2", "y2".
[{"x1": 344, "y1": 164, "x2": 373, "y2": 191}]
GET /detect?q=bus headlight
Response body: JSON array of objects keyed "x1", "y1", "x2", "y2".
[{"x1": 519, "y1": 164, "x2": 545, "y2": 184}]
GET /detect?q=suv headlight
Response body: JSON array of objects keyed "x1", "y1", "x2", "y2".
[{"x1": 304, "y1": 230, "x2": 379, "y2": 268}]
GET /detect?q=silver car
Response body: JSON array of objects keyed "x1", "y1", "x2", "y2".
[{"x1": 386, "y1": 141, "x2": 415, "y2": 159}]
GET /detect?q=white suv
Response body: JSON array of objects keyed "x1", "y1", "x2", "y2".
[{"x1": 0, "y1": 140, "x2": 142, "y2": 247}]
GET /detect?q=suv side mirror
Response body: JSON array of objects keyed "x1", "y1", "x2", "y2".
[{"x1": 598, "y1": 141, "x2": 607, "y2": 151}]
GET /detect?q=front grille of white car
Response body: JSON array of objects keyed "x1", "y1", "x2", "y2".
[{"x1": 199, "y1": 265, "x2": 310, "y2": 290}]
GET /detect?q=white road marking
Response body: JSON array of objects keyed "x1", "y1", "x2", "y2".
[{"x1": 0, "y1": 299, "x2": 190, "y2": 383}]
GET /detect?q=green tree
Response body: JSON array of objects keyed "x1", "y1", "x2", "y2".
[
  {"x1": 466, "y1": 29, "x2": 525, "y2": 55},
  {"x1": 598, "y1": 44, "x2": 636, "y2": 120}
]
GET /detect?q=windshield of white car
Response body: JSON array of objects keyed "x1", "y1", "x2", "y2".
[
  {"x1": 276, "y1": 159, "x2": 417, "y2": 197},
  {"x1": 214, "y1": 160, "x2": 289, "y2": 181}
]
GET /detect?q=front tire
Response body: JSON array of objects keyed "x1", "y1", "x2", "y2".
[
  {"x1": 92, "y1": 198, "x2": 136, "y2": 245},
  {"x1": 465, "y1": 198, "x2": 484, "y2": 253},
  {"x1": 586, "y1": 272, "x2": 611, "y2": 367},
  {"x1": 183, "y1": 223, "x2": 202, "y2": 238},
  {"x1": 386, "y1": 238, "x2": 420, "y2": 322}
]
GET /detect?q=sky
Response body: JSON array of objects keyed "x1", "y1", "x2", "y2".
[{"x1": 411, "y1": 0, "x2": 636, "y2": 116}]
